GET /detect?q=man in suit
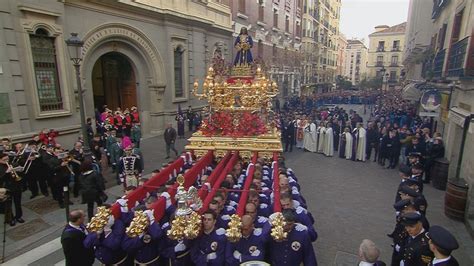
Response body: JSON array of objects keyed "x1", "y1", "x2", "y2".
[
  {"x1": 61, "y1": 210, "x2": 95, "y2": 266},
  {"x1": 164, "y1": 123, "x2": 178, "y2": 159}
]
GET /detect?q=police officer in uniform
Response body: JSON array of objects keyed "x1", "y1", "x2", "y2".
[
  {"x1": 399, "y1": 212, "x2": 434, "y2": 266},
  {"x1": 427, "y1": 226, "x2": 459, "y2": 266}
]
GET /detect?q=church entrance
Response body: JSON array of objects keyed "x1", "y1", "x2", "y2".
[{"x1": 91, "y1": 52, "x2": 137, "y2": 111}]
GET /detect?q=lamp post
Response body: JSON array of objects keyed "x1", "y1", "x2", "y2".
[
  {"x1": 380, "y1": 66, "x2": 386, "y2": 91},
  {"x1": 65, "y1": 33, "x2": 90, "y2": 154}
]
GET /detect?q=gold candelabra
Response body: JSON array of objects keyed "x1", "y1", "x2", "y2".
[
  {"x1": 225, "y1": 214, "x2": 242, "y2": 242},
  {"x1": 192, "y1": 66, "x2": 278, "y2": 113},
  {"x1": 167, "y1": 175, "x2": 202, "y2": 241},
  {"x1": 86, "y1": 206, "x2": 112, "y2": 233},
  {"x1": 125, "y1": 210, "x2": 150, "y2": 238},
  {"x1": 270, "y1": 212, "x2": 287, "y2": 241}
]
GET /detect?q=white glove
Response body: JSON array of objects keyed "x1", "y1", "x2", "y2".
[
  {"x1": 120, "y1": 177, "x2": 124, "y2": 184},
  {"x1": 174, "y1": 241, "x2": 186, "y2": 252},
  {"x1": 96, "y1": 229, "x2": 103, "y2": 235},
  {"x1": 251, "y1": 249, "x2": 261, "y2": 257},
  {"x1": 269, "y1": 213, "x2": 277, "y2": 222},
  {"x1": 117, "y1": 198, "x2": 128, "y2": 212},
  {"x1": 233, "y1": 250, "x2": 241, "y2": 261},
  {"x1": 161, "y1": 192, "x2": 172, "y2": 209},
  {"x1": 144, "y1": 209, "x2": 155, "y2": 224},
  {"x1": 207, "y1": 252, "x2": 217, "y2": 261},
  {"x1": 395, "y1": 244, "x2": 400, "y2": 252}
]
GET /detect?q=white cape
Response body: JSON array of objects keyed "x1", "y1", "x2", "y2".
[
  {"x1": 344, "y1": 132, "x2": 353, "y2": 159},
  {"x1": 303, "y1": 123, "x2": 317, "y2": 152},
  {"x1": 355, "y1": 127, "x2": 367, "y2": 161},
  {"x1": 323, "y1": 127, "x2": 334, "y2": 156},
  {"x1": 317, "y1": 127, "x2": 326, "y2": 153}
]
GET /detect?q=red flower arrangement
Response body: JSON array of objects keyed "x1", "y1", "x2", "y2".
[{"x1": 200, "y1": 112, "x2": 267, "y2": 138}]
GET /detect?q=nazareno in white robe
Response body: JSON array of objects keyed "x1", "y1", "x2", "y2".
[
  {"x1": 344, "y1": 132, "x2": 353, "y2": 159},
  {"x1": 323, "y1": 127, "x2": 334, "y2": 156},
  {"x1": 303, "y1": 123, "x2": 317, "y2": 152},
  {"x1": 355, "y1": 127, "x2": 367, "y2": 161},
  {"x1": 317, "y1": 126, "x2": 326, "y2": 153}
]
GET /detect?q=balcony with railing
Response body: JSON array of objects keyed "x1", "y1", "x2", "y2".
[
  {"x1": 375, "y1": 61, "x2": 384, "y2": 67},
  {"x1": 432, "y1": 48, "x2": 446, "y2": 78},
  {"x1": 390, "y1": 62, "x2": 399, "y2": 67},
  {"x1": 391, "y1": 46, "x2": 401, "y2": 52},
  {"x1": 376, "y1": 47, "x2": 385, "y2": 52},
  {"x1": 447, "y1": 37, "x2": 469, "y2": 78}
]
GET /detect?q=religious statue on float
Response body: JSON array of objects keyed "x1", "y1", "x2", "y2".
[{"x1": 233, "y1": 27, "x2": 253, "y2": 66}]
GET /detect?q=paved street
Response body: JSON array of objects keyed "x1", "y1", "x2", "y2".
[{"x1": 2, "y1": 105, "x2": 474, "y2": 265}]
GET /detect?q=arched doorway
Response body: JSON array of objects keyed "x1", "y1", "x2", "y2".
[{"x1": 91, "y1": 52, "x2": 137, "y2": 111}]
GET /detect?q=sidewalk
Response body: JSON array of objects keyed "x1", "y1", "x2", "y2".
[{"x1": 0, "y1": 131, "x2": 190, "y2": 262}]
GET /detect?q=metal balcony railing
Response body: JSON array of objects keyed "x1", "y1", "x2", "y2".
[
  {"x1": 432, "y1": 49, "x2": 446, "y2": 78},
  {"x1": 447, "y1": 37, "x2": 469, "y2": 78}
]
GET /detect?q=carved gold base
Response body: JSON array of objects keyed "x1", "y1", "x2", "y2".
[{"x1": 186, "y1": 129, "x2": 282, "y2": 162}]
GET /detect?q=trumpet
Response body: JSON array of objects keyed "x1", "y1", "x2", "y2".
[{"x1": 6, "y1": 162, "x2": 22, "y2": 182}]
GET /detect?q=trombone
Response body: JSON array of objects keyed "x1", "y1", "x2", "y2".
[{"x1": 23, "y1": 147, "x2": 40, "y2": 174}]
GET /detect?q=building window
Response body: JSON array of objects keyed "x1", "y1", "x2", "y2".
[
  {"x1": 377, "y1": 41, "x2": 385, "y2": 51},
  {"x1": 392, "y1": 40, "x2": 400, "y2": 50},
  {"x1": 285, "y1": 15, "x2": 290, "y2": 32},
  {"x1": 239, "y1": 0, "x2": 246, "y2": 13},
  {"x1": 174, "y1": 46, "x2": 184, "y2": 98},
  {"x1": 390, "y1": 71, "x2": 397, "y2": 81},
  {"x1": 273, "y1": 9, "x2": 278, "y2": 28},
  {"x1": 30, "y1": 28, "x2": 63, "y2": 112},
  {"x1": 258, "y1": 40, "x2": 264, "y2": 57},
  {"x1": 437, "y1": 24, "x2": 447, "y2": 50},
  {"x1": 450, "y1": 8, "x2": 464, "y2": 43},
  {"x1": 376, "y1": 55, "x2": 383, "y2": 66},
  {"x1": 391, "y1": 55, "x2": 398, "y2": 65},
  {"x1": 296, "y1": 21, "x2": 301, "y2": 37}
]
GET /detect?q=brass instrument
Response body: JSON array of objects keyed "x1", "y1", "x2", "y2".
[
  {"x1": 57, "y1": 152, "x2": 75, "y2": 175},
  {"x1": 6, "y1": 162, "x2": 22, "y2": 182},
  {"x1": 11, "y1": 144, "x2": 28, "y2": 165},
  {"x1": 23, "y1": 148, "x2": 40, "y2": 174}
]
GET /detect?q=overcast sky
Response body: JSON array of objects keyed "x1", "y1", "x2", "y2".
[{"x1": 340, "y1": 0, "x2": 410, "y2": 44}]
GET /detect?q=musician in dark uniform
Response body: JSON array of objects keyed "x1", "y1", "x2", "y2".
[
  {"x1": 23, "y1": 141, "x2": 48, "y2": 199},
  {"x1": 43, "y1": 146, "x2": 72, "y2": 208},
  {"x1": 428, "y1": 226, "x2": 459, "y2": 266},
  {"x1": 69, "y1": 142, "x2": 85, "y2": 198},
  {"x1": 60, "y1": 210, "x2": 95, "y2": 266},
  {"x1": 0, "y1": 152, "x2": 24, "y2": 226},
  {"x1": 399, "y1": 212, "x2": 434, "y2": 266}
]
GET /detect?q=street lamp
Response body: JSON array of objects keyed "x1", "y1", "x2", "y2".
[{"x1": 65, "y1": 33, "x2": 90, "y2": 154}]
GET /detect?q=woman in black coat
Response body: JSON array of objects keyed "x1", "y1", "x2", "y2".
[{"x1": 79, "y1": 158, "x2": 105, "y2": 220}]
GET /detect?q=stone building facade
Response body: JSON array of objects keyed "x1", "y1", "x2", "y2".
[
  {"x1": 367, "y1": 23, "x2": 406, "y2": 87},
  {"x1": 0, "y1": 0, "x2": 232, "y2": 143},
  {"x1": 231, "y1": 0, "x2": 302, "y2": 97},
  {"x1": 404, "y1": 0, "x2": 474, "y2": 231},
  {"x1": 336, "y1": 34, "x2": 347, "y2": 78},
  {"x1": 300, "y1": 0, "x2": 342, "y2": 93},
  {"x1": 343, "y1": 39, "x2": 368, "y2": 85}
]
